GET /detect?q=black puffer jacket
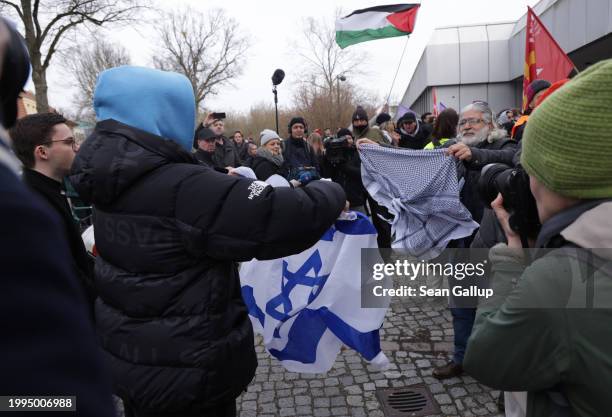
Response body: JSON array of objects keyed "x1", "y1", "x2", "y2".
[
  {"x1": 320, "y1": 147, "x2": 366, "y2": 208},
  {"x1": 70, "y1": 120, "x2": 345, "y2": 415}
]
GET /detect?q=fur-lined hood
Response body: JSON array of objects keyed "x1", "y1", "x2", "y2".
[{"x1": 486, "y1": 127, "x2": 508, "y2": 143}]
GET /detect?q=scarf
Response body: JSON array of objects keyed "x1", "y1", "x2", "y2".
[
  {"x1": 359, "y1": 144, "x2": 478, "y2": 259},
  {"x1": 257, "y1": 147, "x2": 284, "y2": 167}
]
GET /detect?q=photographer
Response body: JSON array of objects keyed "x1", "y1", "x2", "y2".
[
  {"x1": 320, "y1": 128, "x2": 367, "y2": 213},
  {"x1": 464, "y1": 60, "x2": 612, "y2": 417}
]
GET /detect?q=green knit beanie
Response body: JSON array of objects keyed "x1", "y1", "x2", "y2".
[{"x1": 521, "y1": 59, "x2": 612, "y2": 199}]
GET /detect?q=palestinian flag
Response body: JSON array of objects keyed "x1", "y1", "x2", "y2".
[{"x1": 335, "y1": 4, "x2": 420, "y2": 49}]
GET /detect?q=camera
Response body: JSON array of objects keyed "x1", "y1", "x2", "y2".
[
  {"x1": 478, "y1": 163, "x2": 541, "y2": 241},
  {"x1": 324, "y1": 136, "x2": 350, "y2": 165},
  {"x1": 288, "y1": 166, "x2": 320, "y2": 185}
]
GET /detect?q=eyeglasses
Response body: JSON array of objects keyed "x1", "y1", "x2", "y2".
[
  {"x1": 458, "y1": 118, "x2": 484, "y2": 127},
  {"x1": 41, "y1": 138, "x2": 78, "y2": 151}
]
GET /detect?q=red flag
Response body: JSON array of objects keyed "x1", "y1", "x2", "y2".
[
  {"x1": 522, "y1": 6, "x2": 575, "y2": 110},
  {"x1": 432, "y1": 87, "x2": 438, "y2": 117}
]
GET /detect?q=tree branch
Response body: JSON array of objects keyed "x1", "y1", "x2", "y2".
[
  {"x1": 0, "y1": 0, "x2": 24, "y2": 20},
  {"x1": 43, "y1": 18, "x2": 84, "y2": 69},
  {"x1": 32, "y1": 0, "x2": 41, "y2": 38}
]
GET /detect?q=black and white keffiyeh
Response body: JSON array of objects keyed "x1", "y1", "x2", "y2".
[{"x1": 359, "y1": 144, "x2": 478, "y2": 259}]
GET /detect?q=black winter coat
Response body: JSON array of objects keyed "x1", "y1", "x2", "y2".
[
  {"x1": 213, "y1": 136, "x2": 241, "y2": 168},
  {"x1": 320, "y1": 147, "x2": 366, "y2": 208},
  {"x1": 232, "y1": 140, "x2": 249, "y2": 163},
  {"x1": 70, "y1": 120, "x2": 345, "y2": 415},
  {"x1": 443, "y1": 137, "x2": 518, "y2": 224},
  {"x1": 22, "y1": 169, "x2": 96, "y2": 317},
  {"x1": 397, "y1": 118, "x2": 432, "y2": 150},
  {"x1": 281, "y1": 137, "x2": 320, "y2": 179},
  {"x1": 0, "y1": 164, "x2": 114, "y2": 417},
  {"x1": 251, "y1": 156, "x2": 282, "y2": 181}
]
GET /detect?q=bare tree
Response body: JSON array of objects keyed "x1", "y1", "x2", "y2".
[
  {"x1": 295, "y1": 11, "x2": 370, "y2": 129},
  {"x1": 62, "y1": 37, "x2": 130, "y2": 120},
  {"x1": 154, "y1": 8, "x2": 250, "y2": 111},
  {"x1": 293, "y1": 81, "x2": 377, "y2": 133},
  {"x1": 296, "y1": 12, "x2": 367, "y2": 93},
  {"x1": 0, "y1": 0, "x2": 149, "y2": 113}
]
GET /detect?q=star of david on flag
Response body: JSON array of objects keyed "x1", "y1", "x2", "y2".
[{"x1": 240, "y1": 212, "x2": 390, "y2": 373}]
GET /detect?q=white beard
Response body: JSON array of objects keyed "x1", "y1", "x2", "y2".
[{"x1": 457, "y1": 126, "x2": 489, "y2": 146}]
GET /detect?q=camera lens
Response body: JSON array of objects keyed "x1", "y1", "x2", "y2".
[{"x1": 478, "y1": 164, "x2": 514, "y2": 207}]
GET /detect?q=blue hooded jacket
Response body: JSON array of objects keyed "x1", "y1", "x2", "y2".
[{"x1": 94, "y1": 66, "x2": 195, "y2": 152}]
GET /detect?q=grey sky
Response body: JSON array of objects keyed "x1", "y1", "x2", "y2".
[{"x1": 44, "y1": 0, "x2": 539, "y2": 115}]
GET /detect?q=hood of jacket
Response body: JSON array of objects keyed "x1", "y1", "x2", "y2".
[
  {"x1": 536, "y1": 199, "x2": 612, "y2": 252},
  {"x1": 561, "y1": 201, "x2": 612, "y2": 256},
  {"x1": 397, "y1": 114, "x2": 420, "y2": 138},
  {"x1": 69, "y1": 119, "x2": 196, "y2": 206},
  {"x1": 94, "y1": 66, "x2": 195, "y2": 152},
  {"x1": 485, "y1": 127, "x2": 508, "y2": 144}
]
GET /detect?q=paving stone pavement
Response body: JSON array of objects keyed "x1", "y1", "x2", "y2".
[
  {"x1": 113, "y1": 295, "x2": 504, "y2": 417},
  {"x1": 235, "y1": 295, "x2": 504, "y2": 417}
]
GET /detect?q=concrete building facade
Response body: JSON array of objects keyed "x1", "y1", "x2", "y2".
[{"x1": 401, "y1": 0, "x2": 612, "y2": 116}]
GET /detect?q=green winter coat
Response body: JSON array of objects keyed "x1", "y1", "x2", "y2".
[
  {"x1": 464, "y1": 201, "x2": 612, "y2": 417},
  {"x1": 354, "y1": 126, "x2": 386, "y2": 145}
]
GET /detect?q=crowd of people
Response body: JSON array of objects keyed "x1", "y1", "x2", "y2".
[{"x1": 2, "y1": 14, "x2": 612, "y2": 417}]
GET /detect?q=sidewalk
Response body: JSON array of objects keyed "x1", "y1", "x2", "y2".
[{"x1": 235, "y1": 295, "x2": 503, "y2": 417}]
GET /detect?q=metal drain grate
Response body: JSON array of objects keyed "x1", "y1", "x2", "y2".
[{"x1": 376, "y1": 386, "x2": 440, "y2": 417}]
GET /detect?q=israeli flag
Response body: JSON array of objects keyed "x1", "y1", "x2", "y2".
[{"x1": 240, "y1": 212, "x2": 390, "y2": 373}]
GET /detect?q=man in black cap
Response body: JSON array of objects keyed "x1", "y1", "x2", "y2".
[
  {"x1": 194, "y1": 126, "x2": 218, "y2": 169},
  {"x1": 511, "y1": 79, "x2": 551, "y2": 141},
  {"x1": 397, "y1": 112, "x2": 432, "y2": 150},
  {"x1": 352, "y1": 106, "x2": 385, "y2": 144},
  {"x1": 337, "y1": 127, "x2": 355, "y2": 147},
  {"x1": 350, "y1": 106, "x2": 392, "y2": 248},
  {"x1": 375, "y1": 112, "x2": 392, "y2": 126},
  {"x1": 281, "y1": 116, "x2": 320, "y2": 183}
]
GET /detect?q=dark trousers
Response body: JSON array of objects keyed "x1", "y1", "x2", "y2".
[
  {"x1": 366, "y1": 196, "x2": 392, "y2": 249},
  {"x1": 446, "y1": 236, "x2": 477, "y2": 365},
  {"x1": 123, "y1": 400, "x2": 236, "y2": 417},
  {"x1": 450, "y1": 307, "x2": 476, "y2": 364}
]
